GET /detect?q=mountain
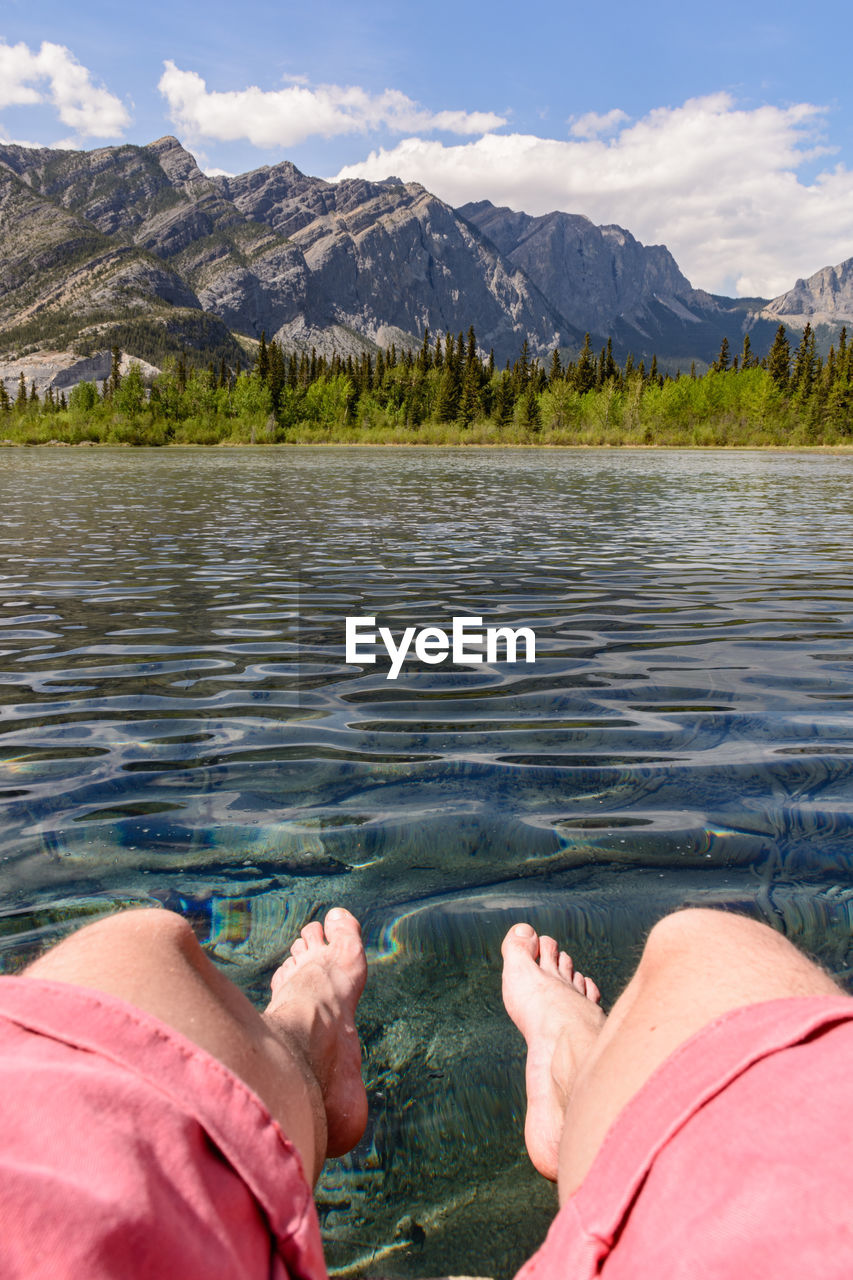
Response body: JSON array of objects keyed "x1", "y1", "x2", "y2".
[
  {"x1": 0, "y1": 135, "x2": 848, "y2": 388},
  {"x1": 458, "y1": 200, "x2": 780, "y2": 365},
  {"x1": 0, "y1": 137, "x2": 578, "y2": 373},
  {"x1": 757, "y1": 258, "x2": 853, "y2": 337}
]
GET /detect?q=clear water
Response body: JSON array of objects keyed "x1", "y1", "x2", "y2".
[{"x1": 2, "y1": 446, "x2": 853, "y2": 1276}]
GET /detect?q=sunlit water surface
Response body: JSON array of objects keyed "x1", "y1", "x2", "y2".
[{"x1": 2, "y1": 446, "x2": 853, "y2": 1276}]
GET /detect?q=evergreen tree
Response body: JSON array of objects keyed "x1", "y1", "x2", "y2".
[
  {"x1": 515, "y1": 337, "x2": 531, "y2": 391},
  {"x1": 109, "y1": 346, "x2": 122, "y2": 398},
  {"x1": 573, "y1": 334, "x2": 595, "y2": 394},
  {"x1": 492, "y1": 370, "x2": 515, "y2": 427},
  {"x1": 791, "y1": 323, "x2": 817, "y2": 397},
  {"x1": 519, "y1": 384, "x2": 540, "y2": 431},
  {"x1": 604, "y1": 337, "x2": 618, "y2": 383},
  {"x1": 435, "y1": 356, "x2": 461, "y2": 422},
  {"x1": 767, "y1": 325, "x2": 790, "y2": 390},
  {"x1": 267, "y1": 341, "x2": 286, "y2": 415},
  {"x1": 418, "y1": 328, "x2": 431, "y2": 372},
  {"x1": 460, "y1": 327, "x2": 482, "y2": 425},
  {"x1": 713, "y1": 336, "x2": 730, "y2": 373},
  {"x1": 15, "y1": 372, "x2": 27, "y2": 411},
  {"x1": 256, "y1": 331, "x2": 269, "y2": 383}
]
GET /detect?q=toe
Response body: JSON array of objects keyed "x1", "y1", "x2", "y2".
[
  {"x1": 572, "y1": 970, "x2": 586, "y2": 995},
  {"x1": 585, "y1": 975, "x2": 602, "y2": 1004},
  {"x1": 501, "y1": 922, "x2": 540, "y2": 963},
  {"x1": 558, "y1": 952, "x2": 575, "y2": 982},
  {"x1": 539, "y1": 935, "x2": 559, "y2": 974},
  {"x1": 290, "y1": 936, "x2": 308, "y2": 956},
  {"x1": 324, "y1": 907, "x2": 362, "y2": 943},
  {"x1": 300, "y1": 921, "x2": 325, "y2": 948}
]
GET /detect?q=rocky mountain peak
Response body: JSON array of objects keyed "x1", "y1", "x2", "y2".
[{"x1": 145, "y1": 135, "x2": 213, "y2": 193}]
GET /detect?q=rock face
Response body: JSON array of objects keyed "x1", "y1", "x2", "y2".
[
  {"x1": 458, "y1": 200, "x2": 782, "y2": 364},
  {"x1": 1, "y1": 135, "x2": 842, "y2": 372},
  {"x1": 0, "y1": 138, "x2": 579, "y2": 366},
  {"x1": 758, "y1": 258, "x2": 853, "y2": 331}
]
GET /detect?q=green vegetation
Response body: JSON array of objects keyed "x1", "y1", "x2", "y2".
[{"x1": 1, "y1": 322, "x2": 851, "y2": 447}]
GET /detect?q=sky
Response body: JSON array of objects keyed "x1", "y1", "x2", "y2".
[{"x1": 1, "y1": 0, "x2": 852, "y2": 299}]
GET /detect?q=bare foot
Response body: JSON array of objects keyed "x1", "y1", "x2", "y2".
[
  {"x1": 502, "y1": 922, "x2": 605, "y2": 1181},
  {"x1": 266, "y1": 908, "x2": 368, "y2": 1160}
]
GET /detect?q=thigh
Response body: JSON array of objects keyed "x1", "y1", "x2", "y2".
[{"x1": 557, "y1": 908, "x2": 842, "y2": 1199}]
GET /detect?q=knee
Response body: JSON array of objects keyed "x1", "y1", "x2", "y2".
[
  {"x1": 640, "y1": 907, "x2": 761, "y2": 976},
  {"x1": 75, "y1": 907, "x2": 199, "y2": 958}
]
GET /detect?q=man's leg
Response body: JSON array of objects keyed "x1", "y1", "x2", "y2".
[
  {"x1": 502, "y1": 907, "x2": 843, "y2": 1203},
  {"x1": 23, "y1": 906, "x2": 367, "y2": 1184}
]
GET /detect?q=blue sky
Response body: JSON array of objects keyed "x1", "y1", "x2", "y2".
[{"x1": 2, "y1": 0, "x2": 852, "y2": 297}]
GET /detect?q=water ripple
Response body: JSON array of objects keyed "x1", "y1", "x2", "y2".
[{"x1": 3, "y1": 447, "x2": 853, "y2": 1275}]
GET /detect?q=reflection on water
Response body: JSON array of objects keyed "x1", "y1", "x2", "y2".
[{"x1": 2, "y1": 446, "x2": 853, "y2": 1275}]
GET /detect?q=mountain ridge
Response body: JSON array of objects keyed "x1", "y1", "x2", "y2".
[{"x1": 0, "y1": 135, "x2": 849, "y2": 386}]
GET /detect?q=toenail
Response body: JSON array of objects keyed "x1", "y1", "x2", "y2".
[{"x1": 512, "y1": 922, "x2": 535, "y2": 937}]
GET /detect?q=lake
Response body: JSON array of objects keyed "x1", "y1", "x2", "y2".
[{"x1": 2, "y1": 445, "x2": 853, "y2": 1277}]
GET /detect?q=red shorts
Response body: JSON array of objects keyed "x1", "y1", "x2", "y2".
[
  {"x1": 0, "y1": 976, "x2": 326, "y2": 1279},
  {"x1": 516, "y1": 994, "x2": 853, "y2": 1278}
]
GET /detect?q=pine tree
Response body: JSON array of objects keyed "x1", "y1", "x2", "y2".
[
  {"x1": 519, "y1": 384, "x2": 540, "y2": 431},
  {"x1": 435, "y1": 357, "x2": 461, "y2": 422},
  {"x1": 256, "y1": 331, "x2": 269, "y2": 382},
  {"x1": 109, "y1": 346, "x2": 122, "y2": 398},
  {"x1": 267, "y1": 341, "x2": 286, "y2": 414},
  {"x1": 418, "y1": 328, "x2": 431, "y2": 372},
  {"x1": 492, "y1": 371, "x2": 515, "y2": 427},
  {"x1": 573, "y1": 334, "x2": 595, "y2": 394},
  {"x1": 740, "y1": 333, "x2": 756, "y2": 370},
  {"x1": 516, "y1": 338, "x2": 531, "y2": 392},
  {"x1": 791, "y1": 323, "x2": 817, "y2": 397},
  {"x1": 767, "y1": 325, "x2": 790, "y2": 390},
  {"x1": 15, "y1": 372, "x2": 27, "y2": 411},
  {"x1": 713, "y1": 337, "x2": 730, "y2": 373},
  {"x1": 456, "y1": 327, "x2": 481, "y2": 425},
  {"x1": 604, "y1": 337, "x2": 618, "y2": 383}
]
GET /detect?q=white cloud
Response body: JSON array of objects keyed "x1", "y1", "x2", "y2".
[
  {"x1": 334, "y1": 93, "x2": 853, "y2": 298},
  {"x1": 157, "y1": 61, "x2": 506, "y2": 148},
  {"x1": 0, "y1": 40, "x2": 129, "y2": 137},
  {"x1": 569, "y1": 108, "x2": 628, "y2": 139}
]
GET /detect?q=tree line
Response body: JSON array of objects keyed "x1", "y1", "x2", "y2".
[{"x1": 1, "y1": 322, "x2": 851, "y2": 446}]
